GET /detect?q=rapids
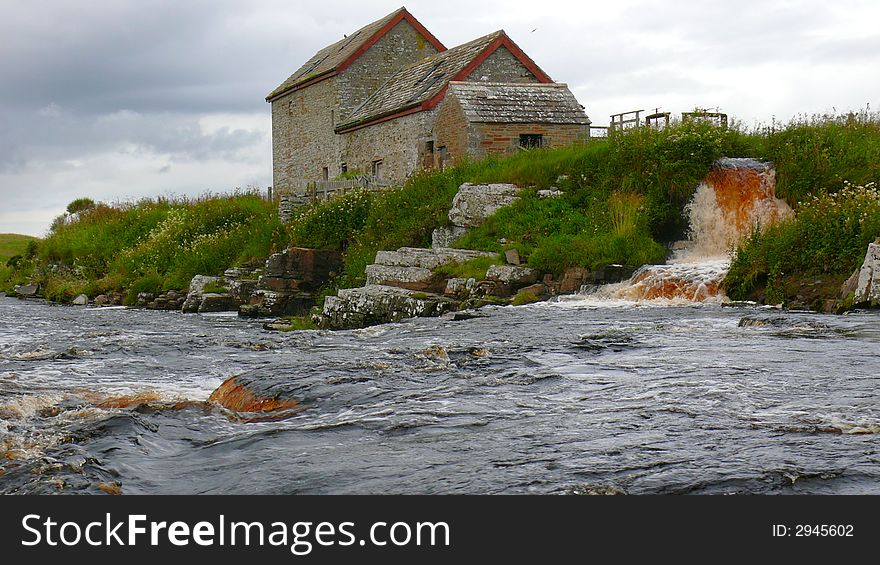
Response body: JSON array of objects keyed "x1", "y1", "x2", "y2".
[{"x1": 1, "y1": 297, "x2": 879, "y2": 494}]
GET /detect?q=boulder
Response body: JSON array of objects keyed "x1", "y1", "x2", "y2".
[
  {"x1": 365, "y1": 264, "x2": 439, "y2": 291},
  {"x1": 556, "y1": 267, "x2": 592, "y2": 294},
  {"x1": 486, "y1": 265, "x2": 540, "y2": 287},
  {"x1": 13, "y1": 283, "x2": 39, "y2": 297},
  {"x1": 198, "y1": 293, "x2": 240, "y2": 313},
  {"x1": 448, "y1": 183, "x2": 521, "y2": 228},
  {"x1": 263, "y1": 247, "x2": 342, "y2": 288},
  {"x1": 72, "y1": 294, "x2": 89, "y2": 306},
  {"x1": 318, "y1": 285, "x2": 455, "y2": 330},
  {"x1": 93, "y1": 294, "x2": 109, "y2": 306},
  {"x1": 854, "y1": 242, "x2": 880, "y2": 306},
  {"x1": 445, "y1": 277, "x2": 477, "y2": 295},
  {"x1": 181, "y1": 275, "x2": 225, "y2": 313}
]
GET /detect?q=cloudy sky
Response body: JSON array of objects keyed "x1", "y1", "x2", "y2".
[{"x1": 1, "y1": 0, "x2": 878, "y2": 236}]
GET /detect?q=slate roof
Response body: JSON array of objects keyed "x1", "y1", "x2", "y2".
[
  {"x1": 447, "y1": 82, "x2": 591, "y2": 125},
  {"x1": 266, "y1": 8, "x2": 443, "y2": 101},
  {"x1": 337, "y1": 31, "x2": 505, "y2": 130}
]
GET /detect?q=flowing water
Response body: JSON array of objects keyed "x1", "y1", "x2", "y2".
[
  {"x1": 2, "y1": 297, "x2": 879, "y2": 494},
  {"x1": 3, "y1": 160, "x2": 877, "y2": 495}
]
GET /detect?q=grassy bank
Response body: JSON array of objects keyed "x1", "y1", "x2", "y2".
[
  {"x1": 7, "y1": 112, "x2": 879, "y2": 309},
  {"x1": 724, "y1": 113, "x2": 880, "y2": 306},
  {"x1": 0, "y1": 234, "x2": 39, "y2": 290},
  {"x1": 2, "y1": 192, "x2": 287, "y2": 303}
]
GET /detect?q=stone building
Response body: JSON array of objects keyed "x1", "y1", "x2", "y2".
[{"x1": 267, "y1": 7, "x2": 590, "y2": 194}]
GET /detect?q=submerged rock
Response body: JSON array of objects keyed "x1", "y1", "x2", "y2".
[{"x1": 207, "y1": 375, "x2": 299, "y2": 417}]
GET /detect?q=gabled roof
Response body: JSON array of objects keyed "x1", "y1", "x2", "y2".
[
  {"x1": 266, "y1": 7, "x2": 445, "y2": 102},
  {"x1": 447, "y1": 82, "x2": 591, "y2": 125},
  {"x1": 336, "y1": 30, "x2": 553, "y2": 132}
]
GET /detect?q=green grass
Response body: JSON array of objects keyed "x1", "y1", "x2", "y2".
[
  {"x1": 0, "y1": 234, "x2": 39, "y2": 291},
  {"x1": 2, "y1": 192, "x2": 288, "y2": 301},
  {"x1": 725, "y1": 180, "x2": 880, "y2": 304},
  {"x1": 434, "y1": 255, "x2": 503, "y2": 280}
]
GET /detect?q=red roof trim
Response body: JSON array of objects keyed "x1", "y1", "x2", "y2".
[
  {"x1": 266, "y1": 69, "x2": 335, "y2": 101},
  {"x1": 336, "y1": 31, "x2": 554, "y2": 130},
  {"x1": 336, "y1": 9, "x2": 447, "y2": 75},
  {"x1": 420, "y1": 32, "x2": 553, "y2": 111}
]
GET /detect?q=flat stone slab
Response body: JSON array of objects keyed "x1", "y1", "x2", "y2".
[
  {"x1": 365, "y1": 264, "x2": 435, "y2": 288},
  {"x1": 374, "y1": 247, "x2": 495, "y2": 269}
]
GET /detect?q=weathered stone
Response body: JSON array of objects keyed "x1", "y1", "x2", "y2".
[
  {"x1": 374, "y1": 246, "x2": 495, "y2": 270},
  {"x1": 197, "y1": 293, "x2": 239, "y2": 313},
  {"x1": 516, "y1": 283, "x2": 551, "y2": 301},
  {"x1": 94, "y1": 294, "x2": 109, "y2": 306},
  {"x1": 365, "y1": 264, "x2": 440, "y2": 291},
  {"x1": 13, "y1": 283, "x2": 39, "y2": 297},
  {"x1": 263, "y1": 248, "x2": 343, "y2": 288},
  {"x1": 181, "y1": 275, "x2": 224, "y2": 312},
  {"x1": 72, "y1": 294, "x2": 89, "y2": 306},
  {"x1": 557, "y1": 267, "x2": 592, "y2": 294},
  {"x1": 486, "y1": 264, "x2": 539, "y2": 287},
  {"x1": 240, "y1": 290, "x2": 315, "y2": 318},
  {"x1": 431, "y1": 226, "x2": 469, "y2": 249},
  {"x1": 448, "y1": 183, "x2": 522, "y2": 228},
  {"x1": 135, "y1": 292, "x2": 154, "y2": 307},
  {"x1": 504, "y1": 248, "x2": 521, "y2": 265},
  {"x1": 318, "y1": 285, "x2": 455, "y2": 329},
  {"x1": 854, "y1": 242, "x2": 880, "y2": 306},
  {"x1": 444, "y1": 277, "x2": 477, "y2": 295},
  {"x1": 257, "y1": 277, "x2": 302, "y2": 293}
]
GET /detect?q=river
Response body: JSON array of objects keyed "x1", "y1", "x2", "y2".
[{"x1": 2, "y1": 295, "x2": 878, "y2": 494}]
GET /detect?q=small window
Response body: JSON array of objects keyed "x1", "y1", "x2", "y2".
[
  {"x1": 340, "y1": 163, "x2": 347, "y2": 174},
  {"x1": 425, "y1": 140, "x2": 434, "y2": 153},
  {"x1": 371, "y1": 160, "x2": 383, "y2": 180},
  {"x1": 322, "y1": 167, "x2": 329, "y2": 181},
  {"x1": 519, "y1": 134, "x2": 543, "y2": 149}
]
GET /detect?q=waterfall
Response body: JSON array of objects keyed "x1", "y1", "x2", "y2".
[{"x1": 592, "y1": 158, "x2": 793, "y2": 303}]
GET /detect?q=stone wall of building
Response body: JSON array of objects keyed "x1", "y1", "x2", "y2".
[
  {"x1": 271, "y1": 20, "x2": 439, "y2": 194},
  {"x1": 339, "y1": 109, "x2": 437, "y2": 184},
  {"x1": 433, "y1": 94, "x2": 471, "y2": 167},
  {"x1": 271, "y1": 77, "x2": 340, "y2": 195},
  {"x1": 336, "y1": 19, "x2": 440, "y2": 118},
  {"x1": 465, "y1": 46, "x2": 540, "y2": 84},
  {"x1": 469, "y1": 122, "x2": 589, "y2": 157}
]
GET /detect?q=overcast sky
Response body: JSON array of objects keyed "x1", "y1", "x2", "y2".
[{"x1": 1, "y1": 0, "x2": 878, "y2": 236}]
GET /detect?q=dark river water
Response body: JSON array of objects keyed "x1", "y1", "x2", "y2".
[{"x1": 1, "y1": 295, "x2": 879, "y2": 494}]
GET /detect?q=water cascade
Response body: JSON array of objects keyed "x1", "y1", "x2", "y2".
[{"x1": 600, "y1": 158, "x2": 793, "y2": 303}]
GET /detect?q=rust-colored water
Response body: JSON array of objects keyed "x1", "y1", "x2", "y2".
[{"x1": 610, "y1": 159, "x2": 792, "y2": 303}]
